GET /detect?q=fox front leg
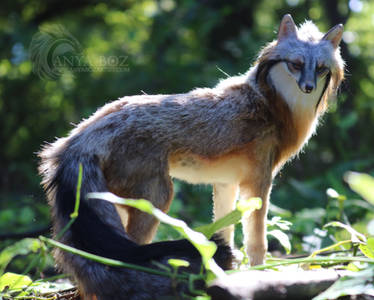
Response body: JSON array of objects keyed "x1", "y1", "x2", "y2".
[
  {"x1": 213, "y1": 183, "x2": 239, "y2": 248},
  {"x1": 240, "y1": 166, "x2": 272, "y2": 266}
]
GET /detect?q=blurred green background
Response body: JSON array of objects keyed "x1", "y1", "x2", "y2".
[{"x1": 1, "y1": 0, "x2": 373, "y2": 262}]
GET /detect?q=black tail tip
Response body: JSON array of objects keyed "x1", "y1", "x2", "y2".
[{"x1": 211, "y1": 234, "x2": 234, "y2": 270}]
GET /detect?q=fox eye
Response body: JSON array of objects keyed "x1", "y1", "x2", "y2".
[
  {"x1": 316, "y1": 65, "x2": 329, "y2": 76},
  {"x1": 287, "y1": 61, "x2": 303, "y2": 72}
]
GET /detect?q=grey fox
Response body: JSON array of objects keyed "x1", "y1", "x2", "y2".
[{"x1": 39, "y1": 14, "x2": 344, "y2": 300}]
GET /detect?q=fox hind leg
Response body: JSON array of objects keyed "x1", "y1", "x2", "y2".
[{"x1": 126, "y1": 174, "x2": 174, "y2": 244}]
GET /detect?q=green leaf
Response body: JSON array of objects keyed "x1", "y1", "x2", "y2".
[
  {"x1": 268, "y1": 229, "x2": 291, "y2": 254},
  {"x1": 88, "y1": 192, "x2": 154, "y2": 214},
  {"x1": 237, "y1": 197, "x2": 262, "y2": 215},
  {"x1": 195, "y1": 197, "x2": 263, "y2": 239},
  {"x1": 345, "y1": 171, "x2": 374, "y2": 204},
  {"x1": 0, "y1": 272, "x2": 32, "y2": 292},
  {"x1": 368, "y1": 237, "x2": 374, "y2": 251},
  {"x1": 168, "y1": 258, "x2": 190, "y2": 268},
  {"x1": 345, "y1": 262, "x2": 361, "y2": 272},
  {"x1": 359, "y1": 237, "x2": 374, "y2": 259},
  {"x1": 195, "y1": 296, "x2": 211, "y2": 300},
  {"x1": 326, "y1": 188, "x2": 346, "y2": 201},
  {"x1": 0, "y1": 238, "x2": 42, "y2": 274},
  {"x1": 324, "y1": 221, "x2": 366, "y2": 243},
  {"x1": 194, "y1": 210, "x2": 241, "y2": 238},
  {"x1": 267, "y1": 216, "x2": 292, "y2": 231},
  {"x1": 28, "y1": 280, "x2": 74, "y2": 294}
]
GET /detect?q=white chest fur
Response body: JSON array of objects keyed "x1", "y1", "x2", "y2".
[
  {"x1": 268, "y1": 62, "x2": 326, "y2": 147},
  {"x1": 169, "y1": 153, "x2": 251, "y2": 185},
  {"x1": 268, "y1": 62, "x2": 325, "y2": 117}
]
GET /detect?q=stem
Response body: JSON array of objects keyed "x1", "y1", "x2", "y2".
[
  {"x1": 283, "y1": 249, "x2": 351, "y2": 259},
  {"x1": 55, "y1": 164, "x2": 83, "y2": 240},
  {"x1": 40, "y1": 236, "x2": 187, "y2": 279},
  {"x1": 55, "y1": 218, "x2": 75, "y2": 241},
  {"x1": 251, "y1": 256, "x2": 374, "y2": 270},
  {"x1": 13, "y1": 296, "x2": 56, "y2": 300},
  {"x1": 309, "y1": 240, "x2": 352, "y2": 258},
  {"x1": 71, "y1": 163, "x2": 83, "y2": 219}
]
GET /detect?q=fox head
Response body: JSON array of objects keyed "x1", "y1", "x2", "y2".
[{"x1": 256, "y1": 14, "x2": 345, "y2": 112}]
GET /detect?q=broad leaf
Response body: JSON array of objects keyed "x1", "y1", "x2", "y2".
[
  {"x1": 194, "y1": 210, "x2": 241, "y2": 239},
  {"x1": 0, "y1": 272, "x2": 32, "y2": 292},
  {"x1": 345, "y1": 171, "x2": 374, "y2": 204},
  {"x1": 0, "y1": 239, "x2": 41, "y2": 274},
  {"x1": 267, "y1": 216, "x2": 292, "y2": 231},
  {"x1": 324, "y1": 221, "x2": 366, "y2": 243},
  {"x1": 268, "y1": 229, "x2": 291, "y2": 254},
  {"x1": 195, "y1": 197, "x2": 262, "y2": 239},
  {"x1": 359, "y1": 237, "x2": 374, "y2": 259}
]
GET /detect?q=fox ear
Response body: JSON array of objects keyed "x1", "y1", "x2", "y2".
[
  {"x1": 278, "y1": 14, "x2": 297, "y2": 41},
  {"x1": 323, "y1": 24, "x2": 344, "y2": 48}
]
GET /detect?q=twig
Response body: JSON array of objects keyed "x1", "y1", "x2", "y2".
[
  {"x1": 249, "y1": 256, "x2": 374, "y2": 270},
  {"x1": 281, "y1": 249, "x2": 351, "y2": 259},
  {"x1": 56, "y1": 164, "x2": 83, "y2": 240}
]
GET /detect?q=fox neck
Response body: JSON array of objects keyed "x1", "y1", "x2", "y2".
[{"x1": 268, "y1": 62, "x2": 326, "y2": 150}]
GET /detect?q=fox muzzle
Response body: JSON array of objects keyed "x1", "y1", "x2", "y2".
[{"x1": 299, "y1": 81, "x2": 315, "y2": 93}]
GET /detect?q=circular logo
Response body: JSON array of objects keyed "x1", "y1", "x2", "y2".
[{"x1": 29, "y1": 25, "x2": 82, "y2": 80}]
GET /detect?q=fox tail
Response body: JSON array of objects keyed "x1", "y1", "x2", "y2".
[{"x1": 39, "y1": 148, "x2": 232, "y2": 300}]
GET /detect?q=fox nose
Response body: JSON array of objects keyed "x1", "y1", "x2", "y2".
[
  {"x1": 305, "y1": 84, "x2": 314, "y2": 93},
  {"x1": 298, "y1": 80, "x2": 316, "y2": 94},
  {"x1": 300, "y1": 82, "x2": 314, "y2": 94}
]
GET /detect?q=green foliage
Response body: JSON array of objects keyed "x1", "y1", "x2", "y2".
[
  {"x1": 324, "y1": 221, "x2": 366, "y2": 243},
  {"x1": 168, "y1": 258, "x2": 190, "y2": 269},
  {"x1": 345, "y1": 171, "x2": 374, "y2": 204},
  {"x1": 0, "y1": 272, "x2": 73, "y2": 300},
  {"x1": 1, "y1": 171, "x2": 374, "y2": 298},
  {"x1": 267, "y1": 216, "x2": 292, "y2": 254},
  {"x1": 0, "y1": 239, "x2": 42, "y2": 274},
  {"x1": 360, "y1": 237, "x2": 374, "y2": 259},
  {"x1": 268, "y1": 230, "x2": 291, "y2": 255},
  {"x1": 0, "y1": 272, "x2": 32, "y2": 293},
  {"x1": 195, "y1": 197, "x2": 261, "y2": 239},
  {"x1": 2, "y1": 0, "x2": 374, "y2": 235}
]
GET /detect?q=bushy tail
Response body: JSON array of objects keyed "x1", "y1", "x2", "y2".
[{"x1": 39, "y1": 148, "x2": 232, "y2": 300}]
